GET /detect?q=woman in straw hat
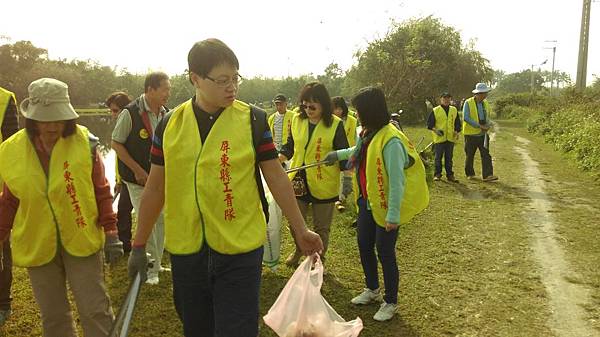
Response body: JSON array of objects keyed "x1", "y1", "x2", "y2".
[{"x1": 0, "y1": 78, "x2": 123, "y2": 337}]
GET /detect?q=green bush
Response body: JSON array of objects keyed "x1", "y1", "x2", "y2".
[
  {"x1": 492, "y1": 87, "x2": 600, "y2": 176},
  {"x1": 527, "y1": 102, "x2": 600, "y2": 175}
]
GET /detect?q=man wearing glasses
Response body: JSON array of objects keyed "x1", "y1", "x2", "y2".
[
  {"x1": 111, "y1": 72, "x2": 171, "y2": 285},
  {"x1": 127, "y1": 39, "x2": 323, "y2": 337}
]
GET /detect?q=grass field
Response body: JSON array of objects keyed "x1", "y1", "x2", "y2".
[{"x1": 1, "y1": 122, "x2": 599, "y2": 337}]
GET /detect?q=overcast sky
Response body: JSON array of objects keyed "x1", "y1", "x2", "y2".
[{"x1": 2, "y1": 0, "x2": 598, "y2": 85}]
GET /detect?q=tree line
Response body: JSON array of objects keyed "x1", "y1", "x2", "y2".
[{"x1": 2, "y1": 16, "x2": 501, "y2": 123}]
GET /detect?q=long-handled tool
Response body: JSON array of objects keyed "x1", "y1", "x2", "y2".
[
  {"x1": 414, "y1": 136, "x2": 425, "y2": 151},
  {"x1": 108, "y1": 273, "x2": 142, "y2": 337},
  {"x1": 285, "y1": 160, "x2": 329, "y2": 174},
  {"x1": 419, "y1": 141, "x2": 434, "y2": 154}
]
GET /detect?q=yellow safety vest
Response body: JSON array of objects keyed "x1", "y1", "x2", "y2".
[
  {"x1": 162, "y1": 99, "x2": 266, "y2": 255},
  {"x1": 0, "y1": 87, "x2": 17, "y2": 187},
  {"x1": 361, "y1": 124, "x2": 429, "y2": 226},
  {"x1": 462, "y1": 97, "x2": 490, "y2": 135},
  {"x1": 268, "y1": 110, "x2": 293, "y2": 146},
  {"x1": 288, "y1": 114, "x2": 341, "y2": 200},
  {"x1": 344, "y1": 115, "x2": 358, "y2": 147},
  {"x1": 432, "y1": 105, "x2": 459, "y2": 143},
  {"x1": 0, "y1": 126, "x2": 103, "y2": 267}
]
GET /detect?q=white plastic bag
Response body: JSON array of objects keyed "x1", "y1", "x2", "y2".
[
  {"x1": 263, "y1": 189, "x2": 282, "y2": 270},
  {"x1": 263, "y1": 255, "x2": 363, "y2": 337}
]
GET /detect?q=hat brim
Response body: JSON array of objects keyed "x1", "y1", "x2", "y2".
[
  {"x1": 21, "y1": 98, "x2": 79, "y2": 121},
  {"x1": 472, "y1": 89, "x2": 491, "y2": 94}
]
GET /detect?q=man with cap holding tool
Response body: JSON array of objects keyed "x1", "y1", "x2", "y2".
[
  {"x1": 427, "y1": 92, "x2": 461, "y2": 182},
  {"x1": 462, "y1": 83, "x2": 498, "y2": 182},
  {"x1": 268, "y1": 93, "x2": 294, "y2": 153}
]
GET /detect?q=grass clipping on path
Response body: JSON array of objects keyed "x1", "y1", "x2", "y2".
[{"x1": 2, "y1": 124, "x2": 599, "y2": 336}]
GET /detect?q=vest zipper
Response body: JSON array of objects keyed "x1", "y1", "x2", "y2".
[
  {"x1": 193, "y1": 150, "x2": 207, "y2": 247},
  {"x1": 34, "y1": 139, "x2": 62, "y2": 252}
]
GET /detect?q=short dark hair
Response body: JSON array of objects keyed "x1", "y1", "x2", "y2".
[
  {"x1": 331, "y1": 96, "x2": 349, "y2": 118},
  {"x1": 188, "y1": 39, "x2": 239, "y2": 83},
  {"x1": 144, "y1": 72, "x2": 169, "y2": 93},
  {"x1": 298, "y1": 82, "x2": 333, "y2": 127},
  {"x1": 105, "y1": 91, "x2": 132, "y2": 109},
  {"x1": 351, "y1": 87, "x2": 390, "y2": 131},
  {"x1": 25, "y1": 118, "x2": 77, "y2": 138}
]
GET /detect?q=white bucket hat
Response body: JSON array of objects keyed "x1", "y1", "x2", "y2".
[
  {"x1": 20, "y1": 78, "x2": 79, "y2": 121},
  {"x1": 472, "y1": 82, "x2": 491, "y2": 94}
]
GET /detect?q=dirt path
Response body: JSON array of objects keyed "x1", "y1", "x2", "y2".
[{"x1": 513, "y1": 135, "x2": 598, "y2": 337}]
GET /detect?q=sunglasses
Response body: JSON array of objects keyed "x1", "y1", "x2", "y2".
[{"x1": 300, "y1": 104, "x2": 318, "y2": 111}]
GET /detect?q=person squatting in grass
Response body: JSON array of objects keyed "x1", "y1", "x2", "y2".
[
  {"x1": 426, "y1": 92, "x2": 461, "y2": 182},
  {"x1": 0, "y1": 78, "x2": 124, "y2": 337},
  {"x1": 0, "y1": 85, "x2": 19, "y2": 327},
  {"x1": 323, "y1": 86, "x2": 429, "y2": 322},
  {"x1": 105, "y1": 91, "x2": 134, "y2": 254},
  {"x1": 278, "y1": 82, "x2": 350, "y2": 269},
  {"x1": 126, "y1": 38, "x2": 324, "y2": 337}
]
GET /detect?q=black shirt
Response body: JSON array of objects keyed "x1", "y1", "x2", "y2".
[{"x1": 427, "y1": 105, "x2": 462, "y2": 133}]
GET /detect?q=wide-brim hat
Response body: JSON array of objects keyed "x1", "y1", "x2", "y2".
[
  {"x1": 20, "y1": 78, "x2": 79, "y2": 122},
  {"x1": 472, "y1": 82, "x2": 491, "y2": 94}
]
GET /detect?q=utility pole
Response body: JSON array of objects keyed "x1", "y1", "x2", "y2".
[
  {"x1": 544, "y1": 41, "x2": 557, "y2": 95},
  {"x1": 530, "y1": 60, "x2": 547, "y2": 95},
  {"x1": 576, "y1": 0, "x2": 592, "y2": 91}
]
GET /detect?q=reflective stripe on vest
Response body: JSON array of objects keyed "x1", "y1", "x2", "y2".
[
  {"x1": 0, "y1": 126, "x2": 102, "y2": 267},
  {"x1": 462, "y1": 97, "x2": 490, "y2": 135},
  {"x1": 162, "y1": 99, "x2": 266, "y2": 255},
  {"x1": 361, "y1": 124, "x2": 429, "y2": 226},
  {"x1": 432, "y1": 105, "x2": 458, "y2": 143},
  {"x1": 344, "y1": 115, "x2": 358, "y2": 147},
  {"x1": 288, "y1": 114, "x2": 341, "y2": 200}
]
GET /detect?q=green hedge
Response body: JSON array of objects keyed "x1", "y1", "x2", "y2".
[
  {"x1": 490, "y1": 86, "x2": 600, "y2": 176},
  {"x1": 527, "y1": 102, "x2": 600, "y2": 174}
]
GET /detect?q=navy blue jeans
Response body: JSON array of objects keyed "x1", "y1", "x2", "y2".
[
  {"x1": 356, "y1": 198, "x2": 399, "y2": 304},
  {"x1": 170, "y1": 245, "x2": 263, "y2": 337},
  {"x1": 464, "y1": 135, "x2": 494, "y2": 178},
  {"x1": 434, "y1": 141, "x2": 455, "y2": 177}
]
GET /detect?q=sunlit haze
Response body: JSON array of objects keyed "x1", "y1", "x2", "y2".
[{"x1": 2, "y1": 0, "x2": 598, "y2": 84}]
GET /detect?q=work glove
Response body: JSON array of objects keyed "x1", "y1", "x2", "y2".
[
  {"x1": 128, "y1": 246, "x2": 148, "y2": 283},
  {"x1": 104, "y1": 235, "x2": 124, "y2": 264},
  {"x1": 342, "y1": 175, "x2": 353, "y2": 197},
  {"x1": 323, "y1": 151, "x2": 339, "y2": 166},
  {"x1": 435, "y1": 129, "x2": 444, "y2": 136}
]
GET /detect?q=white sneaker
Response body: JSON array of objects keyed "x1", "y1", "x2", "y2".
[
  {"x1": 351, "y1": 288, "x2": 381, "y2": 305},
  {"x1": 145, "y1": 275, "x2": 159, "y2": 285},
  {"x1": 373, "y1": 302, "x2": 397, "y2": 321}
]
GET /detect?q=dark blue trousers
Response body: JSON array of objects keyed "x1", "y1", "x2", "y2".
[
  {"x1": 356, "y1": 198, "x2": 399, "y2": 304},
  {"x1": 434, "y1": 141, "x2": 455, "y2": 177},
  {"x1": 170, "y1": 245, "x2": 263, "y2": 337}
]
